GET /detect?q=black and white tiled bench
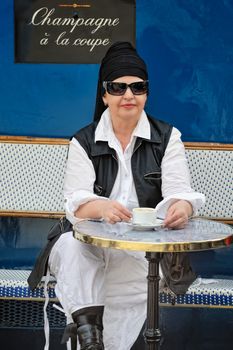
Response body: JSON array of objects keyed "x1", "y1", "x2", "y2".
[
  {"x1": 0, "y1": 269, "x2": 57, "y2": 301},
  {"x1": 1, "y1": 269, "x2": 233, "y2": 309},
  {"x1": 160, "y1": 278, "x2": 233, "y2": 308},
  {"x1": 0, "y1": 269, "x2": 66, "y2": 329},
  {"x1": 0, "y1": 136, "x2": 233, "y2": 329}
]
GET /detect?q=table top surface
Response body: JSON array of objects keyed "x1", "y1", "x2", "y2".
[{"x1": 73, "y1": 218, "x2": 233, "y2": 252}]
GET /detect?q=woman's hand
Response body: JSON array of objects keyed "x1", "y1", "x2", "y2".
[
  {"x1": 101, "y1": 200, "x2": 132, "y2": 224},
  {"x1": 163, "y1": 200, "x2": 193, "y2": 229},
  {"x1": 75, "y1": 199, "x2": 132, "y2": 224}
]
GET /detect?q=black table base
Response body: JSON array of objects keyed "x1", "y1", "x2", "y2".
[{"x1": 144, "y1": 252, "x2": 163, "y2": 350}]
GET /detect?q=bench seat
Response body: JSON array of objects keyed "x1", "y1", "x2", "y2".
[
  {"x1": 0, "y1": 269, "x2": 57, "y2": 301},
  {"x1": 1, "y1": 269, "x2": 233, "y2": 309},
  {"x1": 160, "y1": 277, "x2": 233, "y2": 308}
]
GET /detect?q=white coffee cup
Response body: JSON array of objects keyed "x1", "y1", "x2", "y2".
[{"x1": 132, "y1": 207, "x2": 157, "y2": 225}]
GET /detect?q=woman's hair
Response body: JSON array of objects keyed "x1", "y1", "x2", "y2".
[{"x1": 93, "y1": 41, "x2": 148, "y2": 121}]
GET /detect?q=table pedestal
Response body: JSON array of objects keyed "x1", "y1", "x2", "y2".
[{"x1": 144, "y1": 252, "x2": 163, "y2": 350}]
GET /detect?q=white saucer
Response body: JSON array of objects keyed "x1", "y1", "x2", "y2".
[{"x1": 130, "y1": 219, "x2": 164, "y2": 231}]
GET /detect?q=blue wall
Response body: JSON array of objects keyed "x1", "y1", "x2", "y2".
[{"x1": 0, "y1": 0, "x2": 233, "y2": 142}]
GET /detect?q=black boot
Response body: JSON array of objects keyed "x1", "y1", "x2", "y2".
[{"x1": 72, "y1": 306, "x2": 104, "y2": 350}]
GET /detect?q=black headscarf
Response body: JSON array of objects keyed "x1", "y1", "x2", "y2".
[{"x1": 93, "y1": 42, "x2": 148, "y2": 122}]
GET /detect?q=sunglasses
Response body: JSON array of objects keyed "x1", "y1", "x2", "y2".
[{"x1": 103, "y1": 80, "x2": 149, "y2": 96}]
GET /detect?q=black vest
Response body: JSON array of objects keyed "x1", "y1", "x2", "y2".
[{"x1": 74, "y1": 115, "x2": 172, "y2": 208}]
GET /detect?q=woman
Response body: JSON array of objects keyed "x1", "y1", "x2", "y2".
[{"x1": 33, "y1": 42, "x2": 205, "y2": 350}]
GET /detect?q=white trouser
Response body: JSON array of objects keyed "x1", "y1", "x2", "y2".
[{"x1": 49, "y1": 231, "x2": 148, "y2": 350}]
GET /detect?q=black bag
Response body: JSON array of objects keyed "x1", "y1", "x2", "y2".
[
  {"x1": 160, "y1": 252, "x2": 197, "y2": 296},
  {"x1": 28, "y1": 217, "x2": 72, "y2": 290}
]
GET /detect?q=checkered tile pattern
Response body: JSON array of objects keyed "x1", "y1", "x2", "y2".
[
  {"x1": 0, "y1": 142, "x2": 68, "y2": 212},
  {"x1": 0, "y1": 270, "x2": 57, "y2": 300},
  {"x1": 1, "y1": 270, "x2": 233, "y2": 308},
  {"x1": 185, "y1": 149, "x2": 233, "y2": 218}
]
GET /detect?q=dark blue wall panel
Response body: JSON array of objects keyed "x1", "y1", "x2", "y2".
[{"x1": 0, "y1": 1, "x2": 233, "y2": 142}]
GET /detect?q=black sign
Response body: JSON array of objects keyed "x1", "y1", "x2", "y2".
[{"x1": 14, "y1": 0, "x2": 135, "y2": 63}]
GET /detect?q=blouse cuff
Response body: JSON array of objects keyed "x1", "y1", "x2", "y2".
[
  {"x1": 65, "y1": 193, "x2": 109, "y2": 225},
  {"x1": 155, "y1": 192, "x2": 205, "y2": 219}
]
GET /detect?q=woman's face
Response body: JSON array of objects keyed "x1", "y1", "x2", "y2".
[{"x1": 102, "y1": 76, "x2": 147, "y2": 123}]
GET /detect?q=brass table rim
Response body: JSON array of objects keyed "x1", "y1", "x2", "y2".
[{"x1": 73, "y1": 228, "x2": 233, "y2": 253}]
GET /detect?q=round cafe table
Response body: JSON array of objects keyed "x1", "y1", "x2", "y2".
[{"x1": 73, "y1": 218, "x2": 233, "y2": 350}]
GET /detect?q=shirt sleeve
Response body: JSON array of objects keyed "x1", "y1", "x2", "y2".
[
  {"x1": 63, "y1": 137, "x2": 108, "y2": 224},
  {"x1": 155, "y1": 127, "x2": 205, "y2": 219}
]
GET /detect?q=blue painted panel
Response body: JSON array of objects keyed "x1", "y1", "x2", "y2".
[
  {"x1": 0, "y1": 217, "x2": 57, "y2": 269},
  {"x1": 0, "y1": 1, "x2": 233, "y2": 141},
  {"x1": 137, "y1": 0, "x2": 233, "y2": 142},
  {"x1": 0, "y1": 1, "x2": 98, "y2": 137}
]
